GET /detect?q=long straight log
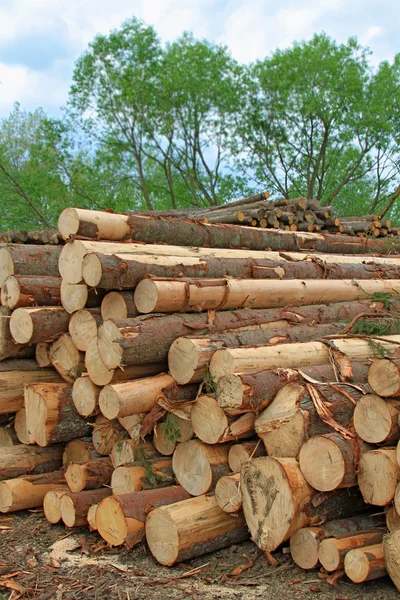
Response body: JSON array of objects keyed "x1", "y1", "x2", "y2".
[
  {"x1": 290, "y1": 514, "x2": 386, "y2": 570},
  {"x1": 0, "y1": 367, "x2": 62, "y2": 414},
  {"x1": 134, "y1": 278, "x2": 400, "y2": 314},
  {"x1": 345, "y1": 544, "x2": 386, "y2": 583},
  {"x1": 25, "y1": 382, "x2": 91, "y2": 447},
  {"x1": 0, "y1": 306, "x2": 34, "y2": 360},
  {"x1": 57, "y1": 208, "x2": 400, "y2": 254},
  {"x1": 97, "y1": 300, "x2": 380, "y2": 369},
  {"x1": 1, "y1": 276, "x2": 61, "y2": 309},
  {"x1": 241, "y1": 457, "x2": 366, "y2": 552},
  {"x1": 0, "y1": 244, "x2": 61, "y2": 287},
  {"x1": 58, "y1": 239, "x2": 400, "y2": 284},
  {"x1": 0, "y1": 471, "x2": 66, "y2": 512},
  {"x1": 209, "y1": 334, "x2": 400, "y2": 380},
  {"x1": 216, "y1": 362, "x2": 369, "y2": 416},
  {"x1": 0, "y1": 445, "x2": 63, "y2": 480},
  {"x1": 96, "y1": 486, "x2": 191, "y2": 547},
  {"x1": 60, "y1": 488, "x2": 111, "y2": 527},
  {"x1": 9, "y1": 307, "x2": 70, "y2": 345}
]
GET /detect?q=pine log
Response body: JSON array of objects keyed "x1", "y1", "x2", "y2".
[
  {"x1": 209, "y1": 335, "x2": 400, "y2": 380},
  {"x1": 215, "y1": 473, "x2": 241, "y2": 513},
  {"x1": 368, "y1": 358, "x2": 400, "y2": 397},
  {"x1": 153, "y1": 415, "x2": 194, "y2": 456},
  {"x1": 228, "y1": 441, "x2": 266, "y2": 472},
  {"x1": 290, "y1": 514, "x2": 386, "y2": 570},
  {"x1": 92, "y1": 415, "x2": 127, "y2": 456},
  {"x1": 0, "y1": 444, "x2": 63, "y2": 480},
  {"x1": 57, "y1": 208, "x2": 400, "y2": 255},
  {"x1": 118, "y1": 413, "x2": 145, "y2": 443},
  {"x1": 255, "y1": 381, "x2": 366, "y2": 458},
  {"x1": 99, "y1": 373, "x2": 174, "y2": 420},
  {"x1": 146, "y1": 494, "x2": 249, "y2": 566},
  {"x1": 0, "y1": 244, "x2": 61, "y2": 287},
  {"x1": 353, "y1": 395, "x2": 400, "y2": 444},
  {"x1": 14, "y1": 408, "x2": 29, "y2": 444},
  {"x1": 97, "y1": 300, "x2": 379, "y2": 369},
  {"x1": 60, "y1": 488, "x2": 111, "y2": 527},
  {"x1": 134, "y1": 278, "x2": 400, "y2": 314},
  {"x1": 72, "y1": 377, "x2": 101, "y2": 417},
  {"x1": 25, "y1": 382, "x2": 91, "y2": 447},
  {"x1": 63, "y1": 439, "x2": 100, "y2": 468},
  {"x1": 49, "y1": 334, "x2": 85, "y2": 383},
  {"x1": 85, "y1": 337, "x2": 165, "y2": 386},
  {"x1": 0, "y1": 426, "x2": 17, "y2": 446},
  {"x1": 383, "y1": 530, "x2": 400, "y2": 591},
  {"x1": 35, "y1": 343, "x2": 52, "y2": 367},
  {"x1": 168, "y1": 323, "x2": 354, "y2": 385},
  {"x1": 43, "y1": 487, "x2": 70, "y2": 524},
  {"x1": 9, "y1": 307, "x2": 70, "y2": 345},
  {"x1": 241, "y1": 457, "x2": 366, "y2": 552},
  {"x1": 216, "y1": 362, "x2": 370, "y2": 416},
  {"x1": 1, "y1": 275, "x2": 61, "y2": 310},
  {"x1": 101, "y1": 291, "x2": 138, "y2": 320},
  {"x1": 172, "y1": 440, "x2": 231, "y2": 496},
  {"x1": 344, "y1": 544, "x2": 386, "y2": 583},
  {"x1": 0, "y1": 368, "x2": 62, "y2": 414},
  {"x1": 87, "y1": 503, "x2": 98, "y2": 530},
  {"x1": 358, "y1": 448, "x2": 400, "y2": 506},
  {"x1": 0, "y1": 471, "x2": 66, "y2": 512},
  {"x1": 386, "y1": 506, "x2": 400, "y2": 532},
  {"x1": 191, "y1": 395, "x2": 254, "y2": 444},
  {"x1": 319, "y1": 531, "x2": 385, "y2": 572},
  {"x1": 96, "y1": 486, "x2": 191, "y2": 547},
  {"x1": 111, "y1": 459, "x2": 174, "y2": 495},
  {"x1": 110, "y1": 440, "x2": 159, "y2": 468},
  {"x1": 299, "y1": 433, "x2": 369, "y2": 492},
  {"x1": 0, "y1": 306, "x2": 34, "y2": 360},
  {"x1": 68, "y1": 308, "x2": 102, "y2": 352},
  {"x1": 65, "y1": 458, "x2": 113, "y2": 493},
  {"x1": 60, "y1": 280, "x2": 104, "y2": 314}
]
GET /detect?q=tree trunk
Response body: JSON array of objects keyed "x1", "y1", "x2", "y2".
[
  {"x1": 35, "y1": 343, "x2": 52, "y2": 367},
  {"x1": 25, "y1": 382, "x2": 91, "y2": 447},
  {"x1": 241, "y1": 456, "x2": 366, "y2": 552},
  {"x1": 228, "y1": 441, "x2": 266, "y2": 472},
  {"x1": 92, "y1": 415, "x2": 127, "y2": 456},
  {"x1": 358, "y1": 448, "x2": 400, "y2": 506},
  {"x1": 215, "y1": 473, "x2": 242, "y2": 513},
  {"x1": 68, "y1": 308, "x2": 102, "y2": 352},
  {"x1": 100, "y1": 291, "x2": 138, "y2": 320},
  {"x1": 111, "y1": 459, "x2": 174, "y2": 495},
  {"x1": 60, "y1": 488, "x2": 111, "y2": 527},
  {"x1": 146, "y1": 494, "x2": 249, "y2": 566},
  {"x1": 1, "y1": 275, "x2": 61, "y2": 309},
  {"x1": 110, "y1": 439, "x2": 159, "y2": 469},
  {"x1": 168, "y1": 323, "x2": 355, "y2": 385},
  {"x1": 43, "y1": 487, "x2": 70, "y2": 524},
  {"x1": 0, "y1": 444, "x2": 63, "y2": 480},
  {"x1": 96, "y1": 486, "x2": 191, "y2": 547},
  {"x1": 172, "y1": 440, "x2": 231, "y2": 496},
  {"x1": 319, "y1": 532, "x2": 385, "y2": 572},
  {"x1": 49, "y1": 334, "x2": 85, "y2": 383},
  {"x1": 0, "y1": 470, "x2": 66, "y2": 512},
  {"x1": 209, "y1": 335, "x2": 400, "y2": 380},
  {"x1": 344, "y1": 544, "x2": 386, "y2": 583},
  {"x1": 255, "y1": 381, "x2": 366, "y2": 458},
  {"x1": 353, "y1": 395, "x2": 400, "y2": 444},
  {"x1": 0, "y1": 244, "x2": 61, "y2": 287},
  {"x1": 134, "y1": 277, "x2": 400, "y2": 314},
  {"x1": 290, "y1": 513, "x2": 386, "y2": 570},
  {"x1": 63, "y1": 439, "x2": 100, "y2": 468},
  {"x1": 60, "y1": 281, "x2": 104, "y2": 314},
  {"x1": 0, "y1": 368, "x2": 62, "y2": 414},
  {"x1": 299, "y1": 433, "x2": 370, "y2": 492},
  {"x1": 57, "y1": 208, "x2": 400, "y2": 254},
  {"x1": 97, "y1": 300, "x2": 378, "y2": 369},
  {"x1": 368, "y1": 358, "x2": 400, "y2": 397},
  {"x1": 191, "y1": 395, "x2": 254, "y2": 444},
  {"x1": 65, "y1": 458, "x2": 113, "y2": 493},
  {"x1": 0, "y1": 306, "x2": 34, "y2": 360},
  {"x1": 99, "y1": 373, "x2": 174, "y2": 420},
  {"x1": 9, "y1": 307, "x2": 70, "y2": 345},
  {"x1": 216, "y1": 362, "x2": 369, "y2": 416}
]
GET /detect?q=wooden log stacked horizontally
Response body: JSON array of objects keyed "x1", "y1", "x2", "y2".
[{"x1": 2, "y1": 198, "x2": 400, "y2": 592}]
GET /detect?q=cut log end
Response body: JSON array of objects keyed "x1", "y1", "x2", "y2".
[
  {"x1": 168, "y1": 338, "x2": 204, "y2": 384},
  {"x1": 353, "y1": 394, "x2": 399, "y2": 444},
  {"x1": 344, "y1": 544, "x2": 385, "y2": 583},
  {"x1": 82, "y1": 253, "x2": 102, "y2": 287},
  {"x1": 215, "y1": 473, "x2": 241, "y2": 513},
  {"x1": 72, "y1": 377, "x2": 100, "y2": 417},
  {"x1": 69, "y1": 309, "x2": 100, "y2": 352},
  {"x1": 96, "y1": 496, "x2": 129, "y2": 546},
  {"x1": 298, "y1": 435, "x2": 346, "y2": 492},
  {"x1": 145, "y1": 506, "x2": 179, "y2": 565},
  {"x1": 290, "y1": 528, "x2": 320, "y2": 570},
  {"x1": 172, "y1": 440, "x2": 229, "y2": 496},
  {"x1": 58, "y1": 207, "x2": 80, "y2": 239},
  {"x1": 133, "y1": 279, "x2": 159, "y2": 314},
  {"x1": 191, "y1": 395, "x2": 228, "y2": 444},
  {"x1": 9, "y1": 308, "x2": 33, "y2": 344},
  {"x1": 36, "y1": 343, "x2": 52, "y2": 367},
  {"x1": 60, "y1": 281, "x2": 89, "y2": 315},
  {"x1": 1, "y1": 276, "x2": 21, "y2": 309},
  {"x1": 216, "y1": 374, "x2": 246, "y2": 410},
  {"x1": 43, "y1": 488, "x2": 68, "y2": 524},
  {"x1": 85, "y1": 336, "x2": 115, "y2": 386},
  {"x1": 98, "y1": 386, "x2": 120, "y2": 420},
  {"x1": 101, "y1": 292, "x2": 131, "y2": 320},
  {"x1": 97, "y1": 320, "x2": 123, "y2": 370},
  {"x1": 358, "y1": 448, "x2": 400, "y2": 506},
  {"x1": 368, "y1": 358, "x2": 400, "y2": 397},
  {"x1": 0, "y1": 247, "x2": 14, "y2": 287}
]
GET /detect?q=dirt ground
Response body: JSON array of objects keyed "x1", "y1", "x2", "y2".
[{"x1": 0, "y1": 511, "x2": 398, "y2": 600}]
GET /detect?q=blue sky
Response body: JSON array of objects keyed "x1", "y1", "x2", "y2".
[{"x1": 0, "y1": 0, "x2": 398, "y2": 117}]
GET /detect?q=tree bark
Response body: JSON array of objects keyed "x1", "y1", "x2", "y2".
[
  {"x1": 319, "y1": 532, "x2": 385, "y2": 572},
  {"x1": 0, "y1": 444, "x2": 63, "y2": 480},
  {"x1": 0, "y1": 244, "x2": 61, "y2": 287},
  {"x1": 60, "y1": 488, "x2": 111, "y2": 527},
  {"x1": 1, "y1": 275, "x2": 61, "y2": 309},
  {"x1": 172, "y1": 440, "x2": 231, "y2": 496},
  {"x1": 9, "y1": 307, "x2": 70, "y2": 345},
  {"x1": 65, "y1": 458, "x2": 113, "y2": 493},
  {"x1": 0, "y1": 470, "x2": 66, "y2": 512}
]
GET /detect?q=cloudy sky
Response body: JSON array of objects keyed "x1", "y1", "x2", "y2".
[{"x1": 0, "y1": 0, "x2": 398, "y2": 117}]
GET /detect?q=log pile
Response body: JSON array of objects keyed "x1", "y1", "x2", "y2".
[{"x1": 2, "y1": 200, "x2": 400, "y2": 592}]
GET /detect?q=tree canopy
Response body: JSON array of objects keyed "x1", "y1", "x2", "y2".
[{"x1": 0, "y1": 20, "x2": 399, "y2": 230}]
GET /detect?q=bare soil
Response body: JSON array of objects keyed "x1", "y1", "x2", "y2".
[{"x1": 0, "y1": 511, "x2": 398, "y2": 600}]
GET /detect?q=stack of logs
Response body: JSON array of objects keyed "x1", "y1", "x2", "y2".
[{"x1": 2, "y1": 205, "x2": 400, "y2": 590}]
